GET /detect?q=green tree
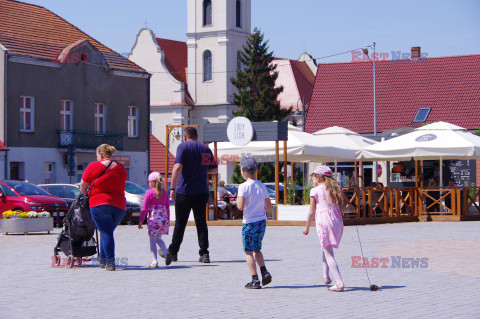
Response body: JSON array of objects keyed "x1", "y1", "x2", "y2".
[
  {"x1": 230, "y1": 27, "x2": 292, "y2": 121},
  {"x1": 476, "y1": 127, "x2": 480, "y2": 134}
]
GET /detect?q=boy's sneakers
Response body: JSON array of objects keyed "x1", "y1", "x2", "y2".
[
  {"x1": 245, "y1": 280, "x2": 261, "y2": 289},
  {"x1": 171, "y1": 254, "x2": 177, "y2": 262},
  {"x1": 261, "y1": 271, "x2": 272, "y2": 286},
  {"x1": 199, "y1": 253, "x2": 210, "y2": 263},
  {"x1": 104, "y1": 261, "x2": 115, "y2": 271}
]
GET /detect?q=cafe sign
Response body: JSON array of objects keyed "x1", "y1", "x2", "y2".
[
  {"x1": 113, "y1": 155, "x2": 131, "y2": 166},
  {"x1": 227, "y1": 117, "x2": 254, "y2": 146}
]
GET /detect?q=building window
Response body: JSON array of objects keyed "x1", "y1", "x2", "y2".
[
  {"x1": 413, "y1": 108, "x2": 431, "y2": 123},
  {"x1": 236, "y1": 0, "x2": 241, "y2": 27},
  {"x1": 128, "y1": 106, "x2": 138, "y2": 138},
  {"x1": 20, "y1": 96, "x2": 34, "y2": 132},
  {"x1": 94, "y1": 103, "x2": 106, "y2": 134},
  {"x1": 203, "y1": 50, "x2": 212, "y2": 82},
  {"x1": 203, "y1": 0, "x2": 212, "y2": 26},
  {"x1": 237, "y1": 51, "x2": 242, "y2": 71},
  {"x1": 60, "y1": 100, "x2": 73, "y2": 131}
]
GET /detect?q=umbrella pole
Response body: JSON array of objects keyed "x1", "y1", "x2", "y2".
[
  {"x1": 283, "y1": 140, "x2": 287, "y2": 205},
  {"x1": 335, "y1": 159, "x2": 338, "y2": 183},
  {"x1": 275, "y1": 141, "x2": 280, "y2": 220},
  {"x1": 214, "y1": 142, "x2": 218, "y2": 220},
  {"x1": 440, "y1": 156, "x2": 443, "y2": 212}
]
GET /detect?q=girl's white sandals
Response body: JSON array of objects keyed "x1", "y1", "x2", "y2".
[
  {"x1": 149, "y1": 261, "x2": 158, "y2": 268},
  {"x1": 328, "y1": 284, "x2": 344, "y2": 292}
]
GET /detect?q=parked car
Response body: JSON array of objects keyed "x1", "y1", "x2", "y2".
[
  {"x1": 38, "y1": 183, "x2": 142, "y2": 225},
  {"x1": 37, "y1": 183, "x2": 81, "y2": 208},
  {"x1": 264, "y1": 182, "x2": 303, "y2": 204},
  {"x1": 0, "y1": 180, "x2": 68, "y2": 227},
  {"x1": 225, "y1": 183, "x2": 276, "y2": 205}
]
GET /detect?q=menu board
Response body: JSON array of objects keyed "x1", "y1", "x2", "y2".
[{"x1": 446, "y1": 160, "x2": 476, "y2": 187}]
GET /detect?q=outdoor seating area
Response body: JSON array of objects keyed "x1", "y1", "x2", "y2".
[{"x1": 200, "y1": 121, "x2": 480, "y2": 224}]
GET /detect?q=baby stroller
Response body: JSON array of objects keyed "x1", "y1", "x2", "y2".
[{"x1": 53, "y1": 194, "x2": 98, "y2": 268}]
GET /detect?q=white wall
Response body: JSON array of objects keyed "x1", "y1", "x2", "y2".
[
  {"x1": 129, "y1": 28, "x2": 184, "y2": 106},
  {"x1": 0, "y1": 44, "x2": 6, "y2": 143},
  {"x1": 6, "y1": 147, "x2": 148, "y2": 185}
]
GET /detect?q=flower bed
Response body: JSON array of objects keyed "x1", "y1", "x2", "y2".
[{"x1": 0, "y1": 211, "x2": 53, "y2": 234}]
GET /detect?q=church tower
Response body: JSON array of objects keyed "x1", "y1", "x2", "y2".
[{"x1": 187, "y1": 0, "x2": 251, "y2": 115}]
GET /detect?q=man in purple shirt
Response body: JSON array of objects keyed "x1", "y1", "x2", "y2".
[{"x1": 169, "y1": 127, "x2": 218, "y2": 263}]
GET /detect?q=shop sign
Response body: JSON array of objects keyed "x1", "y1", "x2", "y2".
[
  {"x1": 227, "y1": 117, "x2": 254, "y2": 146},
  {"x1": 113, "y1": 156, "x2": 130, "y2": 167}
]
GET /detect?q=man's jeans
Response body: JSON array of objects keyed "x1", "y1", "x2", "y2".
[
  {"x1": 169, "y1": 193, "x2": 209, "y2": 256},
  {"x1": 90, "y1": 205, "x2": 125, "y2": 263}
]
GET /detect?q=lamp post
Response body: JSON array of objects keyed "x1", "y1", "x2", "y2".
[
  {"x1": 293, "y1": 97, "x2": 307, "y2": 185},
  {"x1": 362, "y1": 42, "x2": 378, "y2": 182}
]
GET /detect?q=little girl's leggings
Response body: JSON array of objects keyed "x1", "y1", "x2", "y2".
[
  {"x1": 150, "y1": 235, "x2": 168, "y2": 261},
  {"x1": 322, "y1": 245, "x2": 344, "y2": 285}
]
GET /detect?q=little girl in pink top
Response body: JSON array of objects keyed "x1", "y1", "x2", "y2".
[
  {"x1": 303, "y1": 165, "x2": 345, "y2": 292},
  {"x1": 139, "y1": 172, "x2": 172, "y2": 267}
]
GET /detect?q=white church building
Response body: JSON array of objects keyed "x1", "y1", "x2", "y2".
[{"x1": 129, "y1": 0, "x2": 316, "y2": 182}]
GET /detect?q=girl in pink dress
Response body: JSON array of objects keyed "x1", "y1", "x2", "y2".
[
  {"x1": 139, "y1": 172, "x2": 172, "y2": 268},
  {"x1": 303, "y1": 165, "x2": 345, "y2": 292}
]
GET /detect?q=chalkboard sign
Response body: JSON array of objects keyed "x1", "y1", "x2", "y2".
[{"x1": 445, "y1": 160, "x2": 476, "y2": 187}]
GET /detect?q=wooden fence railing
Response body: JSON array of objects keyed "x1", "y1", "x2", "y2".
[{"x1": 341, "y1": 187, "x2": 480, "y2": 219}]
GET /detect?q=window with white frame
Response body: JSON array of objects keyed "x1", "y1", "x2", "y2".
[
  {"x1": 94, "y1": 103, "x2": 106, "y2": 134},
  {"x1": 60, "y1": 100, "x2": 73, "y2": 131},
  {"x1": 203, "y1": 0, "x2": 212, "y2": 26},
  {"x1": 128, "y1": 106, "x2": 138, "y2": 137},
  {"x1": 236, "y1": 0, "x2": 242, "y2": 28},
  {"x1": 20, "y1": 96, "x2": 34, "y2": 132},
  {"x1": 203, "y1": 50, "x2": 212, "y2": 82}
]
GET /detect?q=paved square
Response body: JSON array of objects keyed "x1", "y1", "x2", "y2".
[{"x1": 1, "y1": 221, "x2": 479, "y2": 318}]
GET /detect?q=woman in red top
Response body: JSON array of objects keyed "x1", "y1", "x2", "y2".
[{"x1": 80, "y1": 144, "x2": 127, "y2": 271}]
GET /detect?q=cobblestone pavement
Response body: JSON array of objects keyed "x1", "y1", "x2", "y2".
[{"x1": 1, "y1": 221, "x2": 480, "y2": 318}]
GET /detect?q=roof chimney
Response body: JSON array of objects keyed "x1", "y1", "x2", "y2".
[{"x1": 411, "y1": 46, "x2": 421, "y2": 59}]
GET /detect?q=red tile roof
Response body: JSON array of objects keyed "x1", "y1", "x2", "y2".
[
  {"x1": 150, "y1": 134, "x2": 175, "y2": 174},
  {"x1": 0, "y1": 140, "x2": 7, "y2": 151},
  {"x1": 306, "y1": 55, "x2": 480, "y2": 134},
  {"x1": 156, "y1": 38, "x2": 188, "y2": 84},
  {"x1": 0, "y1": 0, "x2": 145, "y2": 72}
]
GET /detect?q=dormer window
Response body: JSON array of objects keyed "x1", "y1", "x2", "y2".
[
  {"x1": 203, "y1": 0, "x2": 212, "y2": 26},
  {"x1": 413, "y1": 108, "x2": 431, "y2": 123},
  {"x1": 236, "y1": 0, "x2": 241, "y2": 27}
]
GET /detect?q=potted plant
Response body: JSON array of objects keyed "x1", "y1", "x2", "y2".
[{"x1": 0, "y1": 210, "x2": 53, "y2": 234}]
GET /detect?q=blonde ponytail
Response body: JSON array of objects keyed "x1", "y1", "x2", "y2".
[
  {"x1": 324, "y1": 176, "x2": 343, "y2": 206},
  {"x1": 155, "y1": 175, "x2": 163, "y2": 199}
]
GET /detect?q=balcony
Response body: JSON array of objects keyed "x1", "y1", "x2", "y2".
[{"x1": 58, "y1": 130, "x2": 127, "y2": 150}]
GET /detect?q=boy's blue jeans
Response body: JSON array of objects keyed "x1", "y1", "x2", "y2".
[{"x1": 90, "y1": 205, "x2": 125, "y2": 263}]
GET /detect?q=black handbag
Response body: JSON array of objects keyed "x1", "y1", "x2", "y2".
[{"x1": 71, "y1": 161, "x2": 113, "y2": 227}]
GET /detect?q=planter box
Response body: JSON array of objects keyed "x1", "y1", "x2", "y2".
[{"x1": 0, "y1": 217, "x2": 53, "y2": 234}]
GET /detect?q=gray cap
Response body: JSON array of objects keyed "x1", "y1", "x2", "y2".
[{"x1": 240, "y1": 158, "x2": 258, "y2": 174}]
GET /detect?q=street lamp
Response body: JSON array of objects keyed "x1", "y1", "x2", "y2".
[
  {"x1": 293, "y1": 97, "x2": 307, "y2": 132},
  {"x1": 293, "y1": 97, "x2": 308, "y2": 184},
  {"x1": 362, "y1": 42, "x2": 377, "y2": 137},
  {"x1": 362, "y1": 42, "x2": 378, "y2": 182}
]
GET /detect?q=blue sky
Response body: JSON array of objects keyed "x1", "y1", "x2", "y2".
[{"x1": 22, "y1": 0, "x2": 480, "y2": 63}]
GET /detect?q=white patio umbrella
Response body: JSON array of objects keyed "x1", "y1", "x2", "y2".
[
  {"x1": 356, "y1": 121, "x2": 480, "y2": 186},
  {"x1": 356, "y1": 122, "x2": 480, "y2": 161},
  {"x1": 313, "y1": 126, "x2": 377, "y2": 176}
]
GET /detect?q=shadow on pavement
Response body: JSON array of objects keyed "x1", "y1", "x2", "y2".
[
  {"x1": 266, "y1": 284, "x2": 326, "y2": 289},
  {"x1": 265, "y1": 285, "x2": 406, "y2": 291},
  {"x1": 346, "y1": 285, "x2": 406, "y2": 291},
  {"x1": 212, "y1": 259, "x2": 282, "y2": 263}
]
